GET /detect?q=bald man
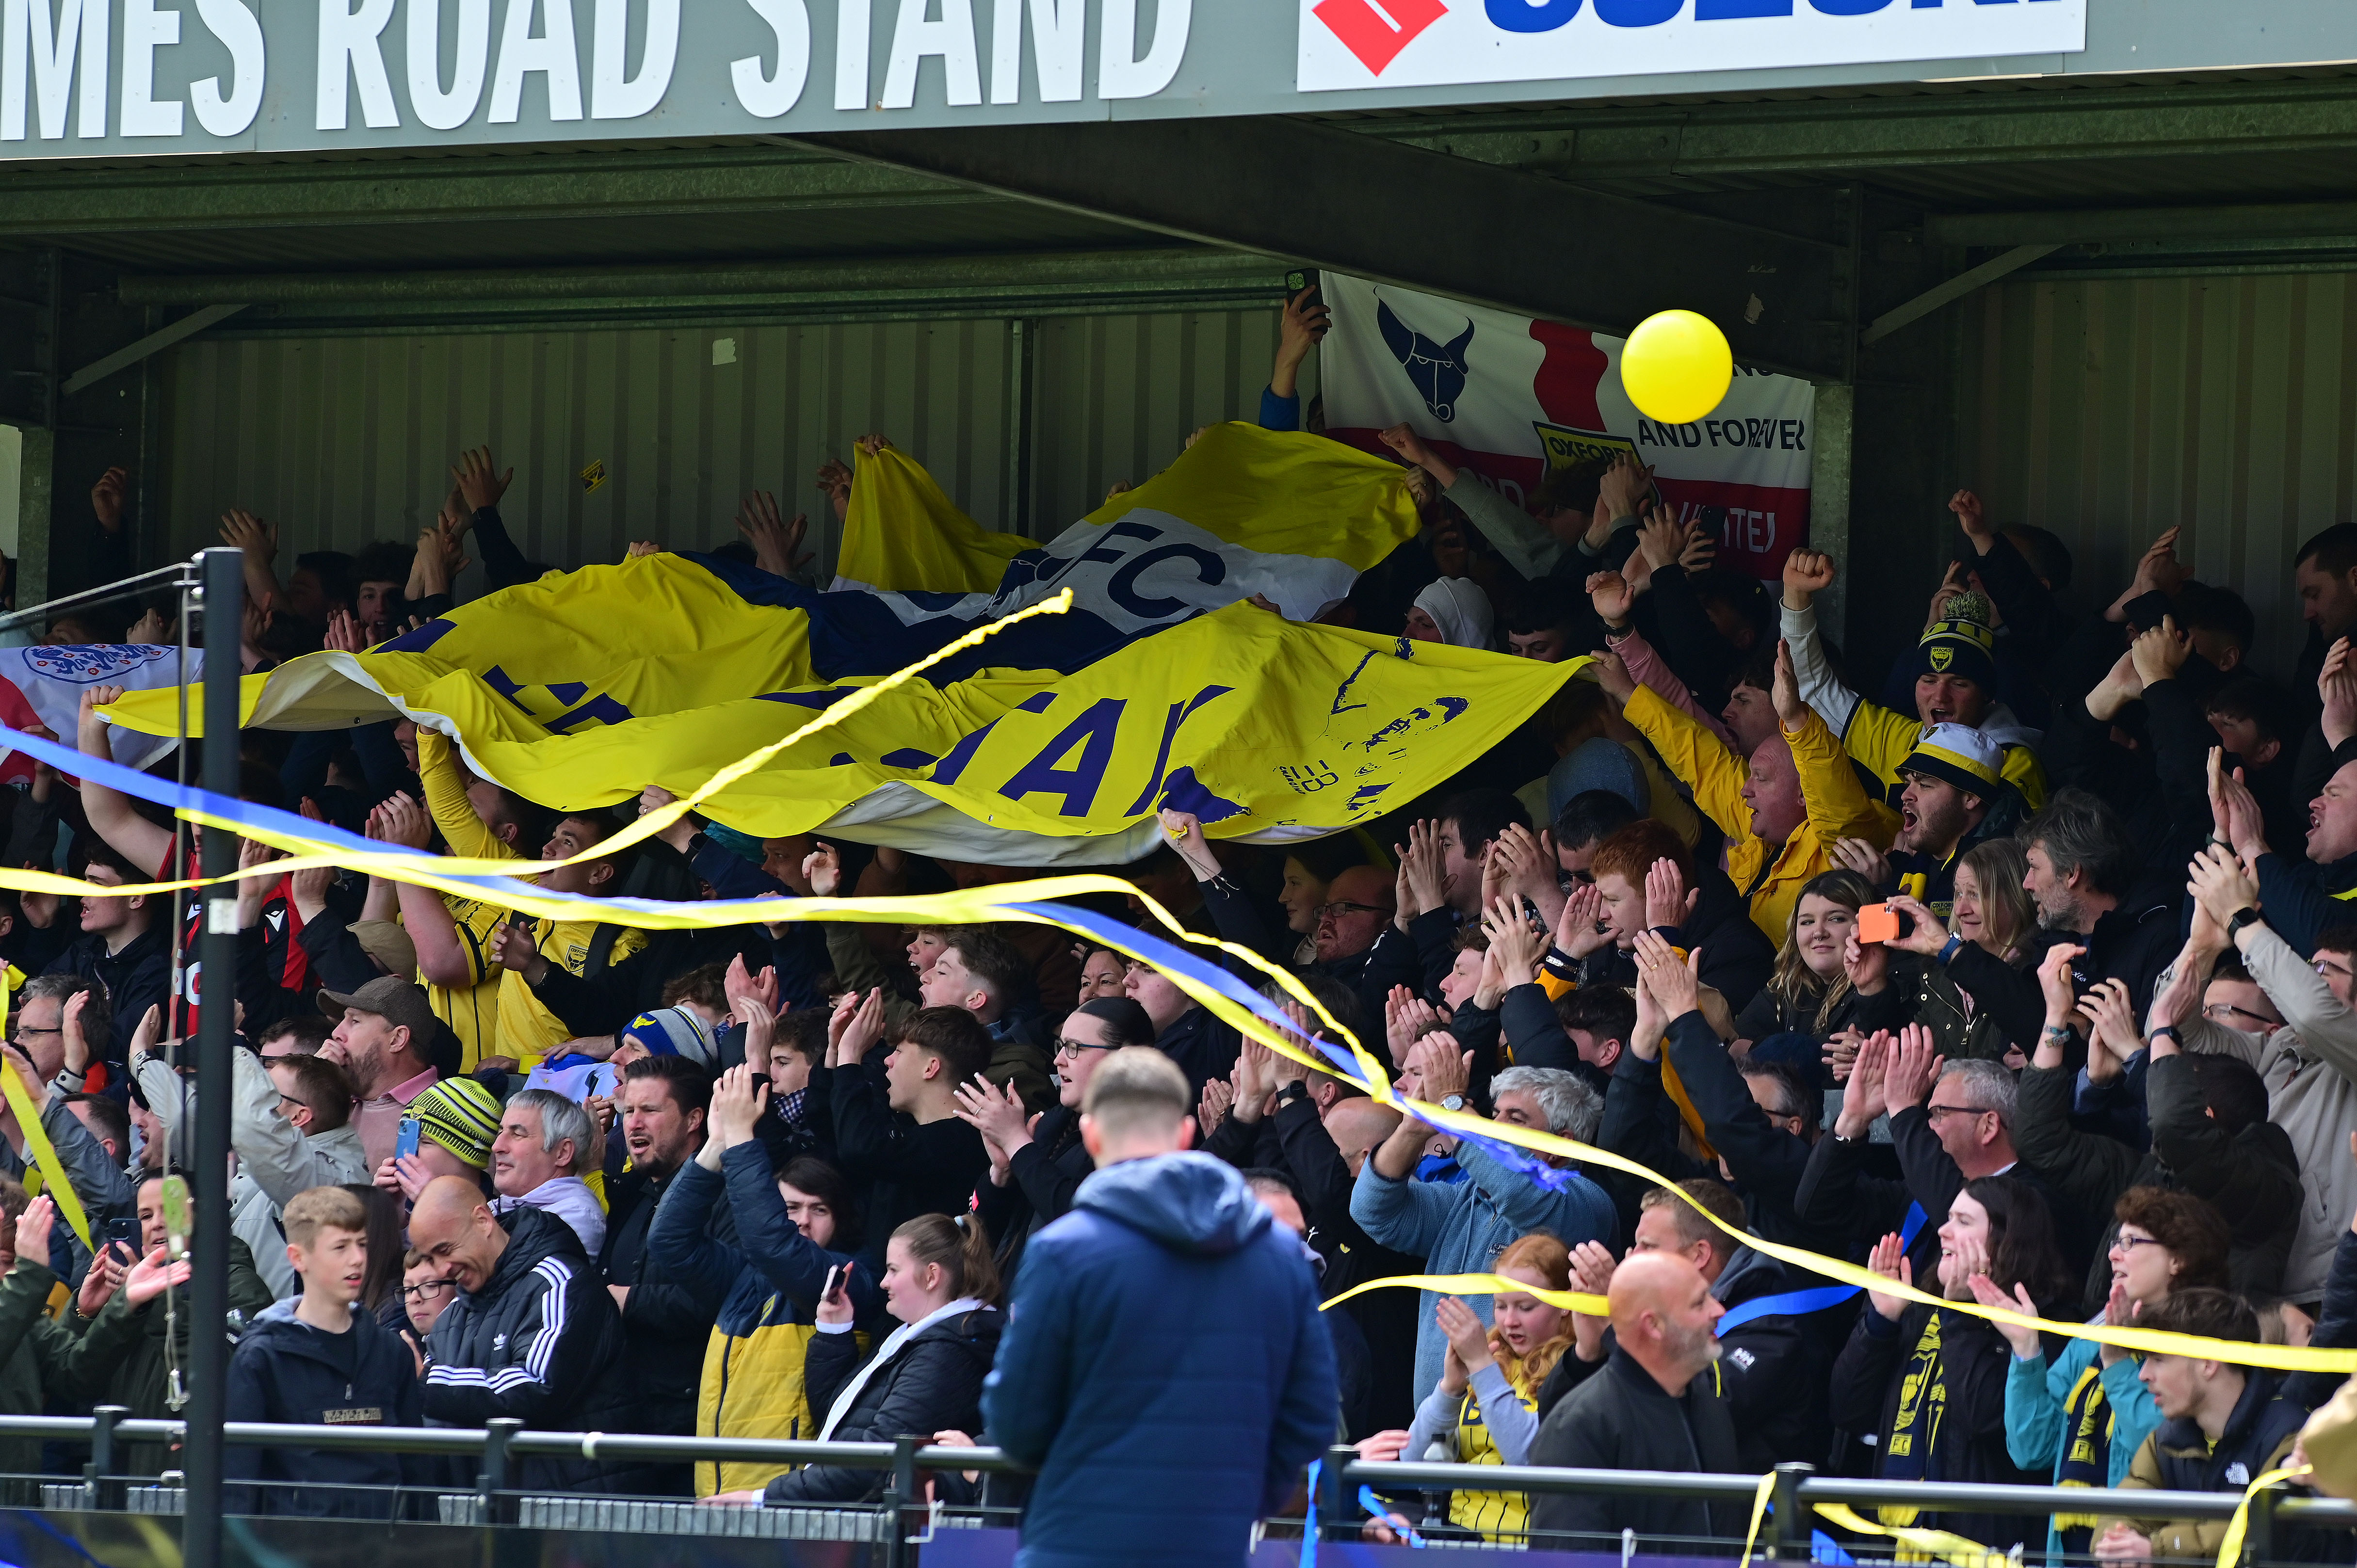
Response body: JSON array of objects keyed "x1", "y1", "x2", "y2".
[
  {"x1": 1527, "y1": 1253, "x2": 1747, "y2": 1544},
  {"x1": 409, "y1": 1176, "x2": 646, "y2": 1492}
]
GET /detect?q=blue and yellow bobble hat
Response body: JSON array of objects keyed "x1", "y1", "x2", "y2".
[
  {"x1": 1917, "y1": 591, "x2": 1998, "y2": 688},
  {"x1": 1898, "y1": 722, "x2": 2005, "y2": 799}
]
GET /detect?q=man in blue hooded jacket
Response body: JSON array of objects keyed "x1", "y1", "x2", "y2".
[{"x1": 981, "y1": 1046, "x2": 1336, "y2": 1568}]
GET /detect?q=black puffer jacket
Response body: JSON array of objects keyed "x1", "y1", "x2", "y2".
[
  {"x1": 422, "y1": 1207, "x2": 636, "y2": 1490},
  {"x1": 761, "y1": 1306, "x2": 1003, "y2": 1505},
  {"x1": 223, "y1": 1301, "x2": 424, "y2": 1516}
]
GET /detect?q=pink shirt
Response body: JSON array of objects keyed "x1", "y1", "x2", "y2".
[
  {"x1": 355, "y1": 1066, "x2": 440, "y2": 1172},
  {"x1": 1614, "y1": 626, "x2": 1739, "y2": 751}
]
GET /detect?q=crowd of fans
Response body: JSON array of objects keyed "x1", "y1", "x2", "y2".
[{"x1": 2, "y1": 297, "x2": 2357, "y2": 1558}]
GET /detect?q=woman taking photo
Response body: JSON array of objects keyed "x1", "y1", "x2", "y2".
[
  {"x1": 1732, "y1": 869, "x2": 1909, "y2": 1085},
  {"x1": 1980, "y1": 1186, "x2": 2230, "y2": 1566},
  {"x1": 1881, "y1": 837, "x2": 2038, "y2": 1063},
  {"x1": 1830, "y1": 1175, "x2": 2077, "y2": 1556},
  {"x1": 1374, "y1": 1234, "x2": 1575, "y2": 1544},
  {"x1": 711, "y1": 1213, "x2": 1003, "y2": 1507}
]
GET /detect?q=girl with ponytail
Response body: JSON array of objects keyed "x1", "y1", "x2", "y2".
[{"x1": 714, "y1": 1212, "x2": 1004, "y2": 1507}]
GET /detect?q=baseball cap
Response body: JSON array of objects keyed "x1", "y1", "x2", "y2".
[{"x1": 317, "y1": 976, "x2": 436, "y2": 1040}]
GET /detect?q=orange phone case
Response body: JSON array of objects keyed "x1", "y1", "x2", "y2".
[{"x1": 1857, "y1": 904, "x2": 1900, "y2": 944}]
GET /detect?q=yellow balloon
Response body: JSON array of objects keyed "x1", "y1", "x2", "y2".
[{"x1": 1619, "y1": 310, "x2": 1734, "y2": 425}]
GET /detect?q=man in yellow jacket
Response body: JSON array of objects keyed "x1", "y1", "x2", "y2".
[
  {"x1": 1777, "y1": 548, "x2": 2049, "y2": 814},
  {"x1": 1591, "y1": 637, "x2": 1891, "y2": 946}
]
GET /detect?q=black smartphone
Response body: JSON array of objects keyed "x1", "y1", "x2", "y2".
[
  {"x1": 102, "y1": 1216, "x2": 140, "y2": 1261},
  {"x1": 822, "y1": 1264, "x2": 849, "y2": 1305}
]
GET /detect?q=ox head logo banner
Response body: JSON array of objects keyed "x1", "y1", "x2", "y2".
[{"x1": 1377, "y1": 301, "x2": 1475, "y2": 423}]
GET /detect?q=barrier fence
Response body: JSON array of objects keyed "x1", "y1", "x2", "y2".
[{"x1": 0, "y1": 1412, "x2": 2350, "y2": 1568}]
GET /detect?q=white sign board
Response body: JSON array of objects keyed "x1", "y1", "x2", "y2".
[{"x1": 1299, "y1": 0, "x2": 2086, "y2": 91}]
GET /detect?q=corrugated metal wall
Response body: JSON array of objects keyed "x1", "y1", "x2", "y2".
[
  {"x1": 159, "y1": 309, "x2": 1292, "y2": 588},
  {"x1": 1956, "y1": 272, "x2": 2357, "y2": 681}
]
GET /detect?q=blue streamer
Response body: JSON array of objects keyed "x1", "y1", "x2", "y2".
[
  {"x1": 1715, "y1": 1201, "x2": 1925, "y2": 1335},
  {"x1": 1358, "y1": 1487, "x2": 1425, "y2": 1546}
]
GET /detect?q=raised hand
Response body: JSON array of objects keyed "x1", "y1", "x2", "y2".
[
  {"x1": 123, "y1": 1245, "x2": 192, "y2": 1307},
  {"x1": 1586, "y1": 570, "x2": 1638, "y2": 627},
  {"x1": 322, "y1": 607, "x2": 364, "y2": 654},
  {"x1": 2130, "y1": 615, "x2": 2192, "y2": 686},
  {"x1": 1585, "y1": 646, "x2": 1635, "y2": 702},
  {"x1": 736, "y1": 490, "x2": 814, "y2": 578},
  {"x1": 802, "y1": 843, "x2": 842, "y2": 897},
  {"x1": 1478, "y1": 896, "x2": 1546, "y2": 987},
  {"x1": 2186, "y1": 842, "x2": 2261, "y2": 934},
  {"x1": 1965, "y1": 1272, "x2": 2043, "y2": 1360},
  {"x1": 2036, "y1": 942, "x2": 2086, "y2": 1031},
  {"x1": 1770, "y1": 637, "x2": 1807, "y2": 730},
  {"x1": 1553, "y1": 880, "x2": 1612, "y2": 960},
  {"x1": 1197, "y1": 1074, "x2": 1234, "y2": 1134},
  {"x1": 1841, "y1": 931, "x2": 1889, "y2": 996},
  {"x1": 91, "y1": 467, "x2": 129, "y2": 532},
  {"x1": 834, "y1": 988, "x2": 886, "y2": 1063},
  {"x1": 1274, "y1": 286, "x2": 1332, "y2": 386},
  {"x1": 452, "y1": 447, "x2": 513, "y2": 512},
  {"x1": 1435, "y1": 1295, "x2": 1495, "y2": 1376},
  {"x1": 1828, "y1": 837, "x2": 1893, "y2": 890},
  {"x1": 2323, "y1": 640, "x2": 2357, "y2": 749},
  {"x1": 1157, "y1": 808, "x2": 1220, "y2": 881},
  {"x1": 13, "y1": 1194, "x2": 53, "y2": 1268},
  {"x1": 1632, "y1": 928, "x2": 1700, "y2": 1020},
  {"x1": 1635, "y1": 507, "x2": 1684, "y2": 572},
  {"x1": 1781, "y1": 547, "x2": 1836, "y2": 608},
  {"x1": 2082, "y1": 977, "x2": 2141, "y2": 1082},
  {"x1": 60, "y1": 990, "x2": 92, "y2": 1076},
  {"x1": 1948, "y1": 488, "x2": 1992, "y2": 546},
  {"x1": 708, "y1": 1063, "x2": 769, "y2": 1148},
  {"x1": 1865, "y1": 1230, "x2": 1912, "y2": 1322},
  {"x1": 1835, "y1": 1029, "x2": 1890, "y2": 1139},
  {"x1": 365, "y1": 793, "x2": 433, "y2": 850},
  {"x1": 1881, "y1": 1024, "x2": 1944, "y2": 1118},
  {"x1": 1407, "y1": 1030, "x2": 1472, "y2": 1110},
  {"x1": 1678, "y1": 519, "x2": 1716, "y2": 574},
  {"x1": 1396, "y1": 820, "x2": 1447, "y2": 917},
  {"x1": 814, "y1": 457, "x2": 853, "y2": 521},
  {"x1": 952, "y1": 1075, "x2": 1032, "y2": 1155},
  {"x1": 1643, "y1": 855, "x2": 1695, "y2": 932}
]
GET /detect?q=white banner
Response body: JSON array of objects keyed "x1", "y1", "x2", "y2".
[
  {"x1": 1320, "y1": 273, "x2": 1815, "y2": 580},
  {"x1": 0, "y1": 644, "x2": 201, "y2": 778},
  {"x1": 1301, "y1": 0, "x2": 2085, "y2": 90}
]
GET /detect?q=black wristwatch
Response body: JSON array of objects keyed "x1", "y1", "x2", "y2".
[
  {"x1": 2228, "y1": 906, "x2": 2263, "y2": 938},
  {"x1": 1275, "y1": 1082, "x2": 1310, "y2": 1110}
]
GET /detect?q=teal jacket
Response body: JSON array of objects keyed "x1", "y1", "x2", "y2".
[{"x1": 2003, "y1": 1328, "x2": 2157, "y2": 1566}]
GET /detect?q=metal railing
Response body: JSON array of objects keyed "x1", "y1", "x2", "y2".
[{"x1": 7, "y1": 1412, "x2": 2356, "y2": 1565}]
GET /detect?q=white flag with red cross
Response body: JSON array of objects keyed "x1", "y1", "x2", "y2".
[{"x1": 1318, "y1": 273, "x2": 1816, "y2": 582}]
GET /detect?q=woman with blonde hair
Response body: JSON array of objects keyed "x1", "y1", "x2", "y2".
[
  {"x1": 1883, "y1": 835, "x2": 2039, "y2": 1062},
  {"x1": 1396, "y1": 1232, "x2": 1577, "y2": 1542},
  {"x1": 1732, "y1": 868, "x2": 1910, "y2": 1087}
]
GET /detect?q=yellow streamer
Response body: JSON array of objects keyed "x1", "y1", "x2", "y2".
[
  {"x1": 1322, "y1": 1272, "x2": 1609, "y2": 1317},
  {"x1": 27, "y1": 594, "x2": 2357, "y2": 1376},
  {"x1": 0, "y1": 986, "x2": 91, "y2": 1252},
  {"x1": 1813, "y1": 1502, "x2": 2006, "y2": 1568},
  {"x1": 2213, "y1": 1463, "x2": 2310, "y2": 1568},
  {"x1": 1739, "y1": 1470, "x2": 1776, "y2": 1564}
]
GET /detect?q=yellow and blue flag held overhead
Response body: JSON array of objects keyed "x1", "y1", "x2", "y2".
[{"x1": 106, "y1": 423, "x2": 1587, "y2": 864}]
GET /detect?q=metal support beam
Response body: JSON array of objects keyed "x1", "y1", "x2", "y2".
[
  {"x1": 61, "y1": 304, "x2": 244, "y2": 396},
  {"x1": 185, "y1": 546, "x2": 243, "y2": 1568},
  {"x1": 1809, "y1": 383, "x2": 1853, "y2": 647},
  {"x1": 1001, "y1": 318, "x2": 1036, "y2": 539},
  {"x1": 1930, "y1": 200, "x2": 2357, "y2": 248},
  {"x1": 795, "y1": 120, "x2": 1853, "y2": 381},
  {"x1": 0, "y1": 147, "x2": 962, "y2": 237},
  {"x1": 1861, "y1": 246, "x2": 2056, "y2": 347}
]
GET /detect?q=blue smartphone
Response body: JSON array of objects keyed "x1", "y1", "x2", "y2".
[{"x1": 395, "y1": 1118, "x2": 421, "y2": 1162}]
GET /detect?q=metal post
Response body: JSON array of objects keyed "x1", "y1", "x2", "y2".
[
  {"x1": 2243, "y1": 1479, "x2": 2282, "y2": 1568},
  {"x1": 1769, "y1": 1463, "x2": 1815, "y2": 1559},
  {"x1": 182, "y1": 546, "x2": 241, "y2": 1568},
  {"x1": 1320, "y1": 1443, "x2": 1355, "y2": 1544},
  {"x1": 480, "y1": 1417, "x2": 521, "y2": 1525},
  {"x1": 882, "y1": 1435, "x2": 920, "y2": 1568},
  {"x1": 84, "y1": 1403, "x2": 125, "y2": 1510}
]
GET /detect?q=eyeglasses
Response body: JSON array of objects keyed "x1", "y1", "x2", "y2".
[
  {"x1": 2317, "y1": 959, "x2": 2352, "y2": 980},
  {"x1": 400, "y1": 1279, "x2": 454, "y2": 1301},
  {"x1": 1313, "y1": 901, "x2": 1388, "y2": 922},
  {"x1": 10, "y1": 1026, "x2": 59, "y2": 1039},
  {"x1": 1052, "y1": 1038, "x2": 1112, "y2": 1060},
  {"x1": 2203, "y1": 1001, "x2": 2281, "y2": 1028},
  {"x1": 1923, "y1": 1104, "x2": 1988, "y2": 1122},
  {"x1": 2111, "y1": 1233, "x2": 2164, "y2": 1254}
]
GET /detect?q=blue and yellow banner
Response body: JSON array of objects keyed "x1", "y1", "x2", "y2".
[{"x1": 108, "y1": 424, "x2": 1583, "y2": 864}]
